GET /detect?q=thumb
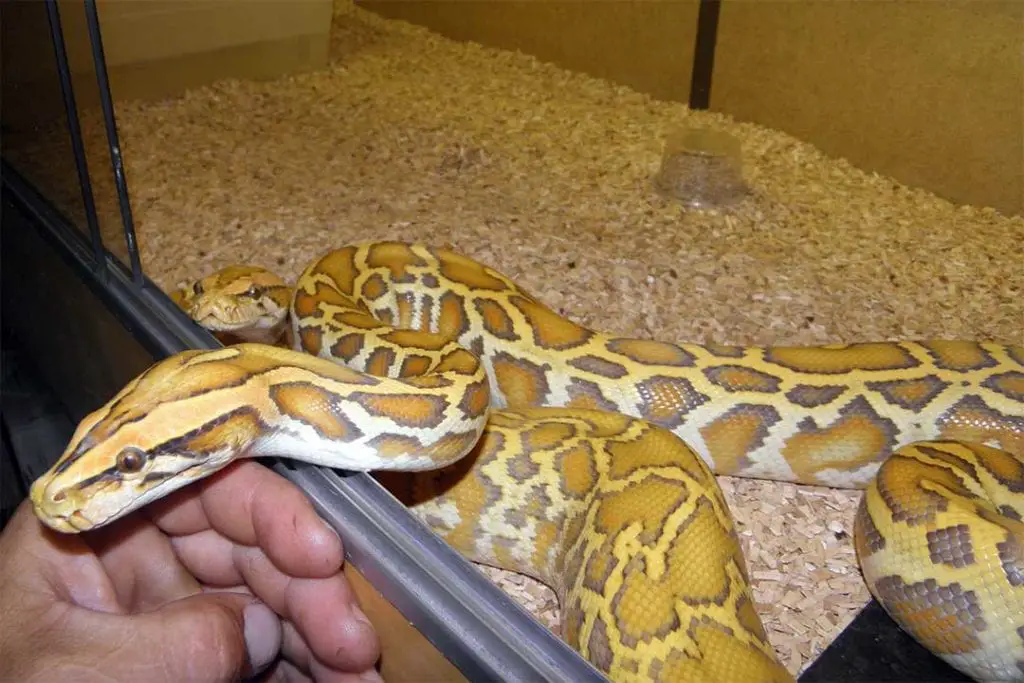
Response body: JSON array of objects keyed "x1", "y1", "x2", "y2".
[{"x1": 80, "y1": 592, "x2": 282, "y2": 682}]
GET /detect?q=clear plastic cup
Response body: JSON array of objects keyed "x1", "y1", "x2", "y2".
[{"x1": 653, "y1": 127, "x2": 749, "y2": 209}]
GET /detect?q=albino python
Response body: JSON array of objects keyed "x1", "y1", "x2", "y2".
[{"x1": 29, "y1": 241, "x2": 1024, "y2": 682}]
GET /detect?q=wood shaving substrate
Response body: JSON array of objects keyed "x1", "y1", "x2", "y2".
[{"x1": 66, "y1": 1, "x2": 1024, "y2": 676}]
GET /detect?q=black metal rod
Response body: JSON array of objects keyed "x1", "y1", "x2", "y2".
[
  {"x1": 81, "y1": 0, "x2": 144, "y2": 285},
  {"x1": 44, "y1": 0, "x2": 105, "y2": 268},
  {"x1": 689, "y1": 0, "x2": 722, "y2": 110}
]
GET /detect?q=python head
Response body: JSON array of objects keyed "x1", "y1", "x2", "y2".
[
  {"x1": 171, "y1": 265, "x2": 292, "y2": 344},
  {"x1": 30, "y1": 348, "x2": 270, "y2": 533}
]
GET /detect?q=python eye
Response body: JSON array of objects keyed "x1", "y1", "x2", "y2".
[
  {"x1": 192, "y1": 282, "x2": 204, "y2": 296},
  {"x1": 116, "y1": 448, "x2": 147, "y2": 474},
  {"x1": 244, "y1": 285, "x2": 260, "y2": 298}
]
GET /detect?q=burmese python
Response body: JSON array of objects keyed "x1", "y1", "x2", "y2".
[{"x1": 29, "y1": 241, "x2": 1024, "y2": 682}]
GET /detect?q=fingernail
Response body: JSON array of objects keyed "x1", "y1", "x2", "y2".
[
  {"x1": 351, "y1": 603, "x2": 373, "y2": 627},
  {"x1": 319, "y1": 517, "x2": 342, "y2": 543},
  {"x1": 359, "y1": 669, "x2": 384, "y2": 682},
  {"x1": 243, "y1": 602, "x2": 281, "y2": 674}
]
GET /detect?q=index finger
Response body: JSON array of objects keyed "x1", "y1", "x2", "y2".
[{"x1": 149, "y1": 460, "x2": 344, "y2": 579}]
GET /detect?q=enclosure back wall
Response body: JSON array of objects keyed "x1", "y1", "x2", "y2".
[
  {"x1": 57, "y1": 0, "x2": 333, "y2": 101},
  {"x1": 362, "y1": 0, "x2": 1024, "y2": 218},
  {"x1": 39, "y1": 1, "x2": 1022, "y2": 216}
]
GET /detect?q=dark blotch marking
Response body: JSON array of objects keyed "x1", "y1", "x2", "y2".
[
  {"x1": 585, "y1": 618, "x2": 614, "y2": 672},
  {"x1": 926, "y1": 524, "x2": 976, "y2": 568},
  {"x1": 457, "y1": 379, "x2": 491, "y2": 419},
  {"x1": 506, "y1": 451, "x2": 540, "y2": 481},
  {"x1": 764, "y1": 343, "x2": 921, "y2": 374},
  {"x1": 360, "y1": 273, "x2": 389, "y2": 301},
  {"x1": 634, "y1": 376, "x2": 710, "y2": 428},
  {"x1": 269, "y1": 384, "x2": 365, "y2": 442},
  {"x1": 872, "y1": 576, "x2": 985, "y2": 654},
  {"x1": 438, "y1": 290, "x2": 472, "y2": 339},
  {"x1": 702, "y1": 364, "x2": 782, "y2": 393},
  {"x1": 504, "y1": 508, "x2": 527, "y2": 528},
  {"x1": 298, "y1": 325, "x2": 324, "y2": 355},
  {"x1": 867, "y1": 375, "x2": 952, "y2": 411},
  {"x1": 1001, "y1": 505, "x2": 1023, "y2": 522},
  {"x1": 474, "y1": 298, "x2": 519, "y2": 342},
  {"x1": 922, "y1": 341, "x2": 998, "y2": 372},
  {"x1": 365, "y1": 347, "x2": 398, "y2": 376},
  {"x1": 854, "y1": 498, "x2": 886, "y2": 555},
  {"x1": 785, "y1": 384, "x2": 847, "y2": 408},
  {"x1": 331, "y1": 333, "x2": 365, "y2": 362},
  {"x1": 566, "y1": 378, "x2": 620, "y2": 412},
  {"x1": 998, "y1": 535, "x2": 1024, "y2": 586},
  {"x1": 703, "y1": 342, "x2": 746, "y2": 358},
  {"x1": 468, "y1": 335, "x2": 486, "y2": 358},
  {"x1": 568, "y1": 355, "x2": 629, "y2": 379},
  {"x1": 1017, "y1": 627, "x2": 1024, "y2": 675},
  {"x1": 983, "y1": 371, "x2": 1024, "y2": 402},
  {"x1": 605, "y1": 338, "x2": 696, "y2": 366}
]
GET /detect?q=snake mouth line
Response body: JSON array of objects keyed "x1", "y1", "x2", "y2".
[
  {"x1": 34, "y1": 508, "x2": 93, "y2": 534},
  {"x1": 199, "y1": 317, "x2": 286, "y2": 336},
  {"x1": 199, "y1": 317, "x2": 265, "y2": 331}
]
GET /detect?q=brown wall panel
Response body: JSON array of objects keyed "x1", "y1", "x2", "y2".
[
  {"x1": 57, "y1": 0, "x2": 333, "y2": 102},
  {"x1": 361, "y1": 0, "x2": 701, "y2": 104},
  {"x1": 343, "y1": 564, "x2": 469, "y2": 682},
  {"x1": 711, "y1": 0, "x2": 1023, "y2": 216},
  {"x1": 361, "y1": 0, "x2": 1022, "y2": 216}
]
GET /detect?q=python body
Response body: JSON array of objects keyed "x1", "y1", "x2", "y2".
[{"x1": 30, "y1": 241, "x2": 1024, "y2": 682}]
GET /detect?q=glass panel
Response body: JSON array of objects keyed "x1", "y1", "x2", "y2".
[
  {"x1": 55, "y1": 0, "x2": 136, "y2": 269},
  {"x1": 72, "y1": 0, "x2": 338, "y2": 293},
  {"x1": 0, "y1": 0, "x2": 90, "y2": 238}
]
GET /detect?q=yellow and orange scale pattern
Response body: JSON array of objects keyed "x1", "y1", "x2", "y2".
[{"x1": 30, "y1": 241, "x2": 1024, "y2": 682}]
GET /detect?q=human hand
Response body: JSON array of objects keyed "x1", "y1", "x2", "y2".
[{"x1": 0, "y1": 460, "x2": 381, "y2": 682}]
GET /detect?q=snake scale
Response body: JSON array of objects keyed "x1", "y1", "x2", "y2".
[{"x1": 29, "y1": 241, "x2": 1024, "y2": 682}]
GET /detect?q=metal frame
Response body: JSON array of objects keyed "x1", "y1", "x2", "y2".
[
  {"x1": 2, "y1": 3, "x2": 606, "y2": 681},
  {"x1": 689, "y1": 0, "x2": 722, "y2": 110},
  {"x1": 82, "y1": 0, "x2": 144, "y2": 283},
  {"x1": 44, "y1": 0, "x2": 105, "y2": 266}
]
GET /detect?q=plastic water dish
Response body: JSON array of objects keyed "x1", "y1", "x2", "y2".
[{"x1": 654, "y1": 127, "x2": 749, "y2": 209}]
